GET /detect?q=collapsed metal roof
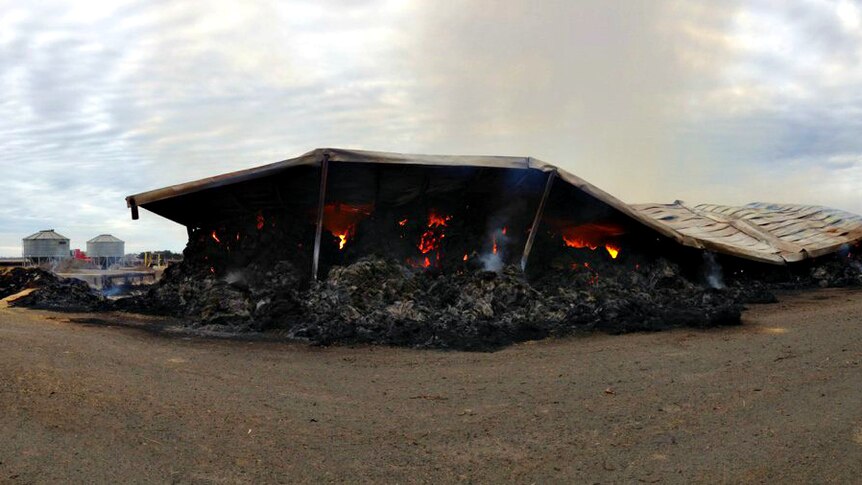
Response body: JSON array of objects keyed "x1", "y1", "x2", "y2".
[
  {"x1": 633, "y1": 202, "x2": 862, "y2": 264},
  {"x1": 126, "y1": 148, "x2": 862, "y2": 265}
]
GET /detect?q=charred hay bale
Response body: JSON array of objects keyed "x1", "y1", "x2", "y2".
[
  {"x1": 558, "y1": 286, "x2": 742, "y2": 334},
  {"x1": 247, "y1": 260, "x2": 304, "y2": 329},
  {"x1": 113, "y1": 254, "x2": 747, "y2": 349},
  {"x1": 0, "y1": 267, "x2": 53, "y2": 298},
  {"x1": 191, "y1": 280, "x2": 253, "y2": 329},
  {"x1": 810, "y1": 258, "x2": 862, "y2": 288},
  {"x1": 646, "y1": 259, "x2": 695, "y2": 290},
  {"x1": 3, "y1": 268, "x2": 103, "y2": 312},
  {"x1": 728, "y1": 280, "x2": 778, "y2": 304},
  {"x1": 413, "y1": 267, "x2": 564, "y2": 350},
  {"x1": 291, "y1": 260, "x2": 562, "y2": 350},
  {"x1": 539, "y1": 259, "x2": 742, "y2": 333},
  {"x1": 305, "y1": 257, "x2": 417, "y2": 317},
  {"x1": 291, "y1": 257, "x2": 419, "y2": 342},
  {"x1": 289, "y1": 256, "x2": 745, "y2": 349}
]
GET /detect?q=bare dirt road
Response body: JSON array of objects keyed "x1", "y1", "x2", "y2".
[{"x1": 1, "y1": 289, "x2": 861, "y2": 483}]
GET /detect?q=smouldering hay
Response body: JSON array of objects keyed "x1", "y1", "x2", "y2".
[
  {"x1": 112, "y1": 255, "x2": 754, "y2": 350},
  {"x1": 4, "y1": 247, "x2": 861, "y2": 351}
]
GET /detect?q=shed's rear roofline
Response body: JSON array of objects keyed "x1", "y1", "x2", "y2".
[{"x1": 126, "y1": 148, "x2": 542, "y2": 208}]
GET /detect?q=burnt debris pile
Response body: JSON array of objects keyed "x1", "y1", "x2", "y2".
[
  {"x1": 0, "y1": 268, "x2": 102, "y2": 311},
  {"x1": 297, "y1": 256, "x2": 744, "y2": 350},
  {"x1": 110, "y1": 233, "x2": 861, "y2": 350},
  {"x1": 114, "y1": 253, "x2": 750, "y2": 351},
  {"x1": 2, "y1": 240, "x2": 860, "y2": 350}
]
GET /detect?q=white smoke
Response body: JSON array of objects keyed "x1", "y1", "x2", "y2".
[
  {"x1": 702, "y1": 252, "x2": 725, "y2": 289},
  {"x1": 479, "y1": 227, "x2": 509, "y2": 273},
  {"x1": 224, "y1": 270, "x2": 246, "y2": 286}
]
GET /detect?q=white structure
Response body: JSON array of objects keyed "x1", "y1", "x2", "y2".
[
  {"x1": 22, "y1": 229, "x2": 71, "y2": 262},
  {"x1": 87, "y1": 234, "x2": 125, "y2": 267}
]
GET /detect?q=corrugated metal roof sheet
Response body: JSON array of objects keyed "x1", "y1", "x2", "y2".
[
  {"x1": 632, "y1": 202, "x2": 862, "y2": 263},
  {"x1": 23, "y1": 230, "x2": 69, "y2": 241}
]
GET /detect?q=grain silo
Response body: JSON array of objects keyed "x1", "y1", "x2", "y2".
[
  {"x1": 22, "y1": 229, "x2": 71, "y2": 262},
  {"x1": 86, "y1": 234, "x2": 125, "y2": 267}
]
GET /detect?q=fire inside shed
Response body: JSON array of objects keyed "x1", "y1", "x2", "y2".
[
  {"x1": 118, "y1": 149, "x2": 862, "y2": 349},
  {"x1": 125, "y1": 149, "x2": 706, "y2": 281}
]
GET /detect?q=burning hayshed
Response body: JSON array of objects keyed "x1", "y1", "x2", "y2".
[
  {"x1": 114, "y1": 148, "x2": 862, "y2": 349},
  {"x1": 126, "y1": 149, "x2": 689, "y2": 279}
]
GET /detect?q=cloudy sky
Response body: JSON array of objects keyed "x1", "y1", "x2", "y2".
[{"x1": 1, "y1": 0, "x2": 861, "y2": 254}]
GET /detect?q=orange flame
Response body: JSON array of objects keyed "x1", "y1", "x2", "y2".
[
  {"x1": 463, "y1": 254, "x2": 468, "y2": 261},
  {"x1": 428, "y1": 212, "x2": 451, "y2": 228},
  {"x1": 559, "y1": 223, "x2": 623, "y2": 259},
  {"x1": 562, "y1": 236, "x2": 597, "y2": 250},
  {"x1": 211, "y1": 231, "x2": 220, "y2": 244},
  {"x1": 323, "y1": 203, "x2": 373, "y2": 250}
]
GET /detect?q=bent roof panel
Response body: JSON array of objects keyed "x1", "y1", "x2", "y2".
[{"x1": 632, "y1": 201, "x2": 862, "y2": 263}]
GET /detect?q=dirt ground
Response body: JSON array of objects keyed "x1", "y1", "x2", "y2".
[{"x1": 1, "y1": 289, "x2": 861, "y2": 483}]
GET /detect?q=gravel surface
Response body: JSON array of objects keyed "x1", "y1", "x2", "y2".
[{"x1": 1, "y1": 288, "x2": 861, "y2": 483}]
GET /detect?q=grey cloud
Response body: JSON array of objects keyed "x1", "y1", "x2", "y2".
[{"x1": 1, "y1": 0, "x2": 861, "y2": 255}]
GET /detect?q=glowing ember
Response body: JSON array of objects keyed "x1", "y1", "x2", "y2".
[
  {"x1": 256, "y1": 212, "x2": 265, "y2": 230},
  {"x1": 398, "y1": 218, "x2": 408, "y2": 226},
  {"x1": 463, "y1": 254, "x2": 468, "y2": 261},
  {"x1": 605, "y1": 244, "x2": 620, "y2": 259},
  {"x1": 408, "y1": 210, "x2": 452, "y2": 269},
  {"x1": 418, "y1": 210, "x2": 451, "y2": 254},
  {"x1": 491, "y1": 226, "x2": 506, "y2": 255},
  {"x1": 210, "y1": 231, "x2": 221, "y2": 244}
]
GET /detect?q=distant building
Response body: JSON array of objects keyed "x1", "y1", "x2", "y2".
[
  {"x1": 22, "y1": 229, "x2": 70, "y2": 263},
  {"x1": 87, "y1": 234, "x2": 125, "y2": 268}
]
